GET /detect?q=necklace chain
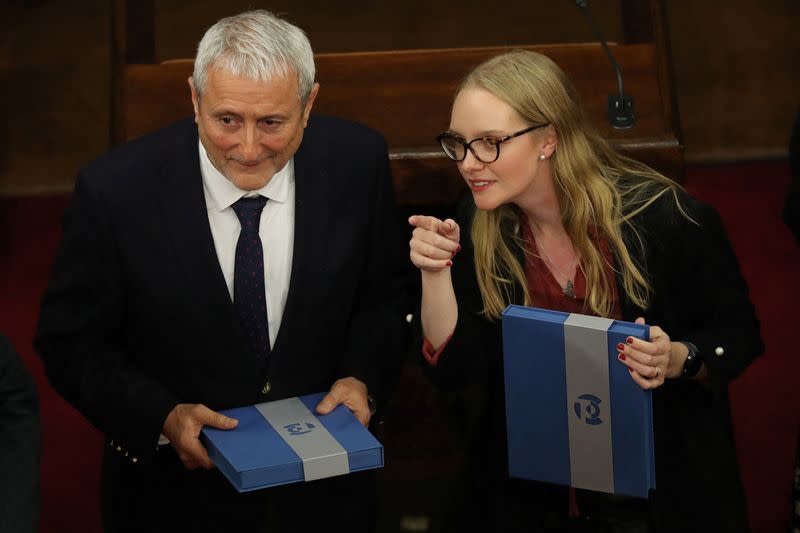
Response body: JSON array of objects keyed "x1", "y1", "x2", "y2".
[{"x1": 535, "y1": 239, "x2": 578, "y2": 299}]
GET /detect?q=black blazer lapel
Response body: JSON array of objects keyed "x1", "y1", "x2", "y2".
[
  {"x1": 268, "y1": 136, "x2": 329, "y2": 365},
  {"x1": 154, "y1": 122, "x2": 247, "y2": 351}
]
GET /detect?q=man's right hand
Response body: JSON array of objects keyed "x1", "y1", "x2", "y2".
[{"x1": 162, "y1": 403, "x2": 238, "y2": 470}]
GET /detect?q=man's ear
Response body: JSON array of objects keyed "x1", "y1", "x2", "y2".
[
  {"x1": 188, "y1": 77, "x2": 201, "y2": 122},
  {"x1": 301, "y1": 82, "x2": 320, "y2": 127}
]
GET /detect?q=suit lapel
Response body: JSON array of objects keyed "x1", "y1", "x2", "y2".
[
  {"x1": 269, "y1": 136, "x2": 328, "y2": 360},
  {"x1": 153, "y1": 121, "x2": 330, "y2": 373},
  {"x1": 155, "y1": 121, "x2": 246, "y2": 347}
]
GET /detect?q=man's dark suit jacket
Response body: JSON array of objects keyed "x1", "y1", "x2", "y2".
[
  {"x1": 35, "y1": 116, "x2": 412, "y2": 531},
  {"x1": 0, "y1": 333, "x2": 41, "y2": 533},
  {"x1": 429, "y1": 187, "x2": 763, "y2": 532}
]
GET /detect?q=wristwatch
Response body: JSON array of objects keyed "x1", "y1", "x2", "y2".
[{"x1": 679, "y1": 341, "x2": 703, "y2": 378}]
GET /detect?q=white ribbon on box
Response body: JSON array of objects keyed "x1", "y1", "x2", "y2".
[
  {"x1": 256, "y1": 397, "x2": 350, "y2": 481},
  {"x1": 564, "y1": 314, "x2": 615, "y2": 493}
]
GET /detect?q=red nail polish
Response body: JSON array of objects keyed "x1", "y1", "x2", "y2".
[
  {"x1": 618, "y1": 353, "x2": 626, "y2": 361},
  {"x1": 628, "y1": 367, "x2": 634, "y2": 372},
  {"x1": 446, "y1": 260, "x2": 452, "y2": 267},
  {"x1": 451, "y1": 251, "x2": 456, "y2": 257},
  {"x1": 456, "y1": 244, "x2": 462, "y2": 252},
  {"x1": 626, "y1": 337, "x2": 634, "y2": 344},
  {"x1": 617, "y1": 343, "x2": 625, "y2": 351}
]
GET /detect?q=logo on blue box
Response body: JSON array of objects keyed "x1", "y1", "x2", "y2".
[
  {"x1": 283, "y1": 421, "x2": 316, "y2": 436},
  {"x1": 573, "y1": 394, "x2": 603, "y2": 425}
]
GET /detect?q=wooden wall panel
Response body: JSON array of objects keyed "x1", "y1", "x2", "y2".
[
  {"x1": 154, "y1": 0, "x2": 623, "y2": 57},
  {"x1": 667, "y1": 1, "x2": 800, "y2": 162},
  {"x1": 1, "y1": 0, "x2": 797, "y2": 194},
  {"x1": 3, "y1": 0, "x2": 110, "y2": 195},
  {"x1": 118, "y1": 43, "x2": 682, "y2": 206}
]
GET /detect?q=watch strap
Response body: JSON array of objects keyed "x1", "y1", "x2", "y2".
[{"x1": 679, "y1": 341, "x2": 703, "y2": 378}]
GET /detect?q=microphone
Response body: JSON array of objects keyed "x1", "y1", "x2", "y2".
[{"x1": 574, "y1": 0, "x2": 635, "y2": 129}]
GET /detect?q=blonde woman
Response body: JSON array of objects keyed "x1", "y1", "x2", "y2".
[{"x1": 409, "y1": 50, "x2": 762, "y2": 532}]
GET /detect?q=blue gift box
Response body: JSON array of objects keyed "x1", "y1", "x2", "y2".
[
  {"x1": 501, "y1": 305, "x2": 656, "y2": 498},
  {"x1": 201, "y1": 392, "x2": 383, "y2": 492}
]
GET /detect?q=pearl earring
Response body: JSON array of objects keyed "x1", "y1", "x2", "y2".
[{"x1": 539, "y1": 154, "x2": 547, "y2": 160}]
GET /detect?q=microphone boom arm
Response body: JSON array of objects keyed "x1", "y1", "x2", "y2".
[{"x1": 574, "y1": 0, "x2": 635, "y2": 129}]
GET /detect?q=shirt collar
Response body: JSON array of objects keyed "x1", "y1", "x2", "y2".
[{"x1": 199, "y1": 140, "x2": 293, "y2": 212}]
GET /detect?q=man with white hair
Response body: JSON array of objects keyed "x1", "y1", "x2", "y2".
[{"x1": 35, "y1": 10, "x2": 411, "y2": 532}]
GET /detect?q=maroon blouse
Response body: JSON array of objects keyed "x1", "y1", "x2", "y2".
[{"x1": 423, "y1": 216, "x2": 621, "y2": 365}]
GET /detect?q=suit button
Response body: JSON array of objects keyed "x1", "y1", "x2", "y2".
[
  {"x1": 715, "y1": 346, "x2": 725, "y2": 356},
  {"x1": 261, "y1": 380, "x2": 271, "y2": 395},
  {"x1": 131, "y1": 457, "x2": 138, "y2": 464},
  {"x1": 405, "y1": 314, "x2": 414, "y2": 324}
]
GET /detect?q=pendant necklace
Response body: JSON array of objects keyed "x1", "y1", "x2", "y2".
[{"x1": 536, "y1": 240, "x2": 578, "y2": 299}]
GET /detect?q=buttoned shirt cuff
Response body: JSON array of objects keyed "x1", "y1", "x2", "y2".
[{"x1": 422, "y1": 336, "x2": 452, "y2": 366}]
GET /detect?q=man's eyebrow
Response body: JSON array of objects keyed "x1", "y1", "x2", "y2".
[
  {"x1": 209, "y1": 110, "x2": 291, "y2": 121},
  {"x1": 210, "y1": 110, "x2": 242, "y2": 118},
  {"x1": 258, "y1": 113, "x2": 290, "y2": 121}
]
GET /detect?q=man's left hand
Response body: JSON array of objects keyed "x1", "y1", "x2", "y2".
[{"x1": 315, "y1": 377, "x2": 370, "y2": 427}]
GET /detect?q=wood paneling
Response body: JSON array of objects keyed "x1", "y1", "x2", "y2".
[
  {"x1": 2, "y1": 0, "x2": 110, "y2": 195},
  {"x1": 667, "y1": 2, "x2": 800, "y2": 162},
  {"x1": 118, "y1": 43, "x2": 681, "y2": 205},
  {"x1": 2, "y1": 1, "x2": 797, "y2": 193},
  {"x1": 153, "y1": 0, "x2": 623, "y2": 57}
]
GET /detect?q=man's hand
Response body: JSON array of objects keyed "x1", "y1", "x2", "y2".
[
  {"x1": 315, "y1": 377, "x2": 371, "y2": 427},
  {"x1": 162, "y1": 403, "x2": 238, "y2": 470}
]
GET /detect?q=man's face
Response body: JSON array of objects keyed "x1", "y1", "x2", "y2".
[{"x1": 189, "y1": 67, "x2": 319, "y2": 191}]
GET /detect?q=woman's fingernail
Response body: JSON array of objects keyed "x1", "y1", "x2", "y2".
[
  {"x1": 446, "y1": 260, "x2": 452, "y2": 267},
  {"x1": 618, "y1": 353, "x2": 626, "y2": 361},
  {"x1": 626, "y1": 337, "x2": 634, "y2": 345},
  {"x1": 456, "y1": 244, "x2": 462, "y2": 252},
  {"x1": 617, "y1": 343, "x2": 625, "y2": 351}
]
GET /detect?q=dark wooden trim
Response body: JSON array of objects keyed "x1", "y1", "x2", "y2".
[
  {"x1": 650, "y1": 0, "x2": 683, "y2": 148},
  {"x1": 110, "y1": 0, "x2": 155, "y2": 147},
  {"x1": 620, "y1": 0, "x2": 654, "y2": 44},
  {"x1": 110, "y1": 0, "x2": 125, "y2": 147},
  {"x1": 121, "y1": 0, "x2": 155, "y2": 64}
]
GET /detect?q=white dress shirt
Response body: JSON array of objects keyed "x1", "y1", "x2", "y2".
[
  {"x1": 198, "y1": 141, "x2": 295, "y2": 348},
  {"x1": 159, "y1": 143, "x2": 295, "y2": 446}
]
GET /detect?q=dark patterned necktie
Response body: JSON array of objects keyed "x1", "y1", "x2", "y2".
[{"x1": 231, "y1": 196, "x2": 270, "y2": 359}]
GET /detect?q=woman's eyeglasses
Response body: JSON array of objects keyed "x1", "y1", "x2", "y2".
[{"x1": 436, "y1": 123, "x2": 549, "y2": 164}]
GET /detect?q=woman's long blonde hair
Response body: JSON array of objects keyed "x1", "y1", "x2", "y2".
[{"x1": 463, "y1": 50, "x2": 683, "y2": 319}]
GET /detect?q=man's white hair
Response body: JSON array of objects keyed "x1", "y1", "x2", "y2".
[{"x1": 193, "y1": 10, "x2": 315, "y2": 102}]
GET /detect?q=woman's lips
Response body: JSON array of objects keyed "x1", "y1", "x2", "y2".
[{"x1": 468, "y1": 179, "x2": 494, "y2": 191}]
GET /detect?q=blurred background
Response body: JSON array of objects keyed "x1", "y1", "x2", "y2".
[
  {"x1": 1, "y1": 1, "x2": 798, "y2": 532},
  {"x1": 1, "y1": 1, "x2": 797, "y2": 194}
]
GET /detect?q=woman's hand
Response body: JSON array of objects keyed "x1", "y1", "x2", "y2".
[
  {"x1": 616, "y1": 317, "x2": 675, "y2": 389},
  {"x1": 408, "y1": 215, "x2": 461, "y2": 272}
]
